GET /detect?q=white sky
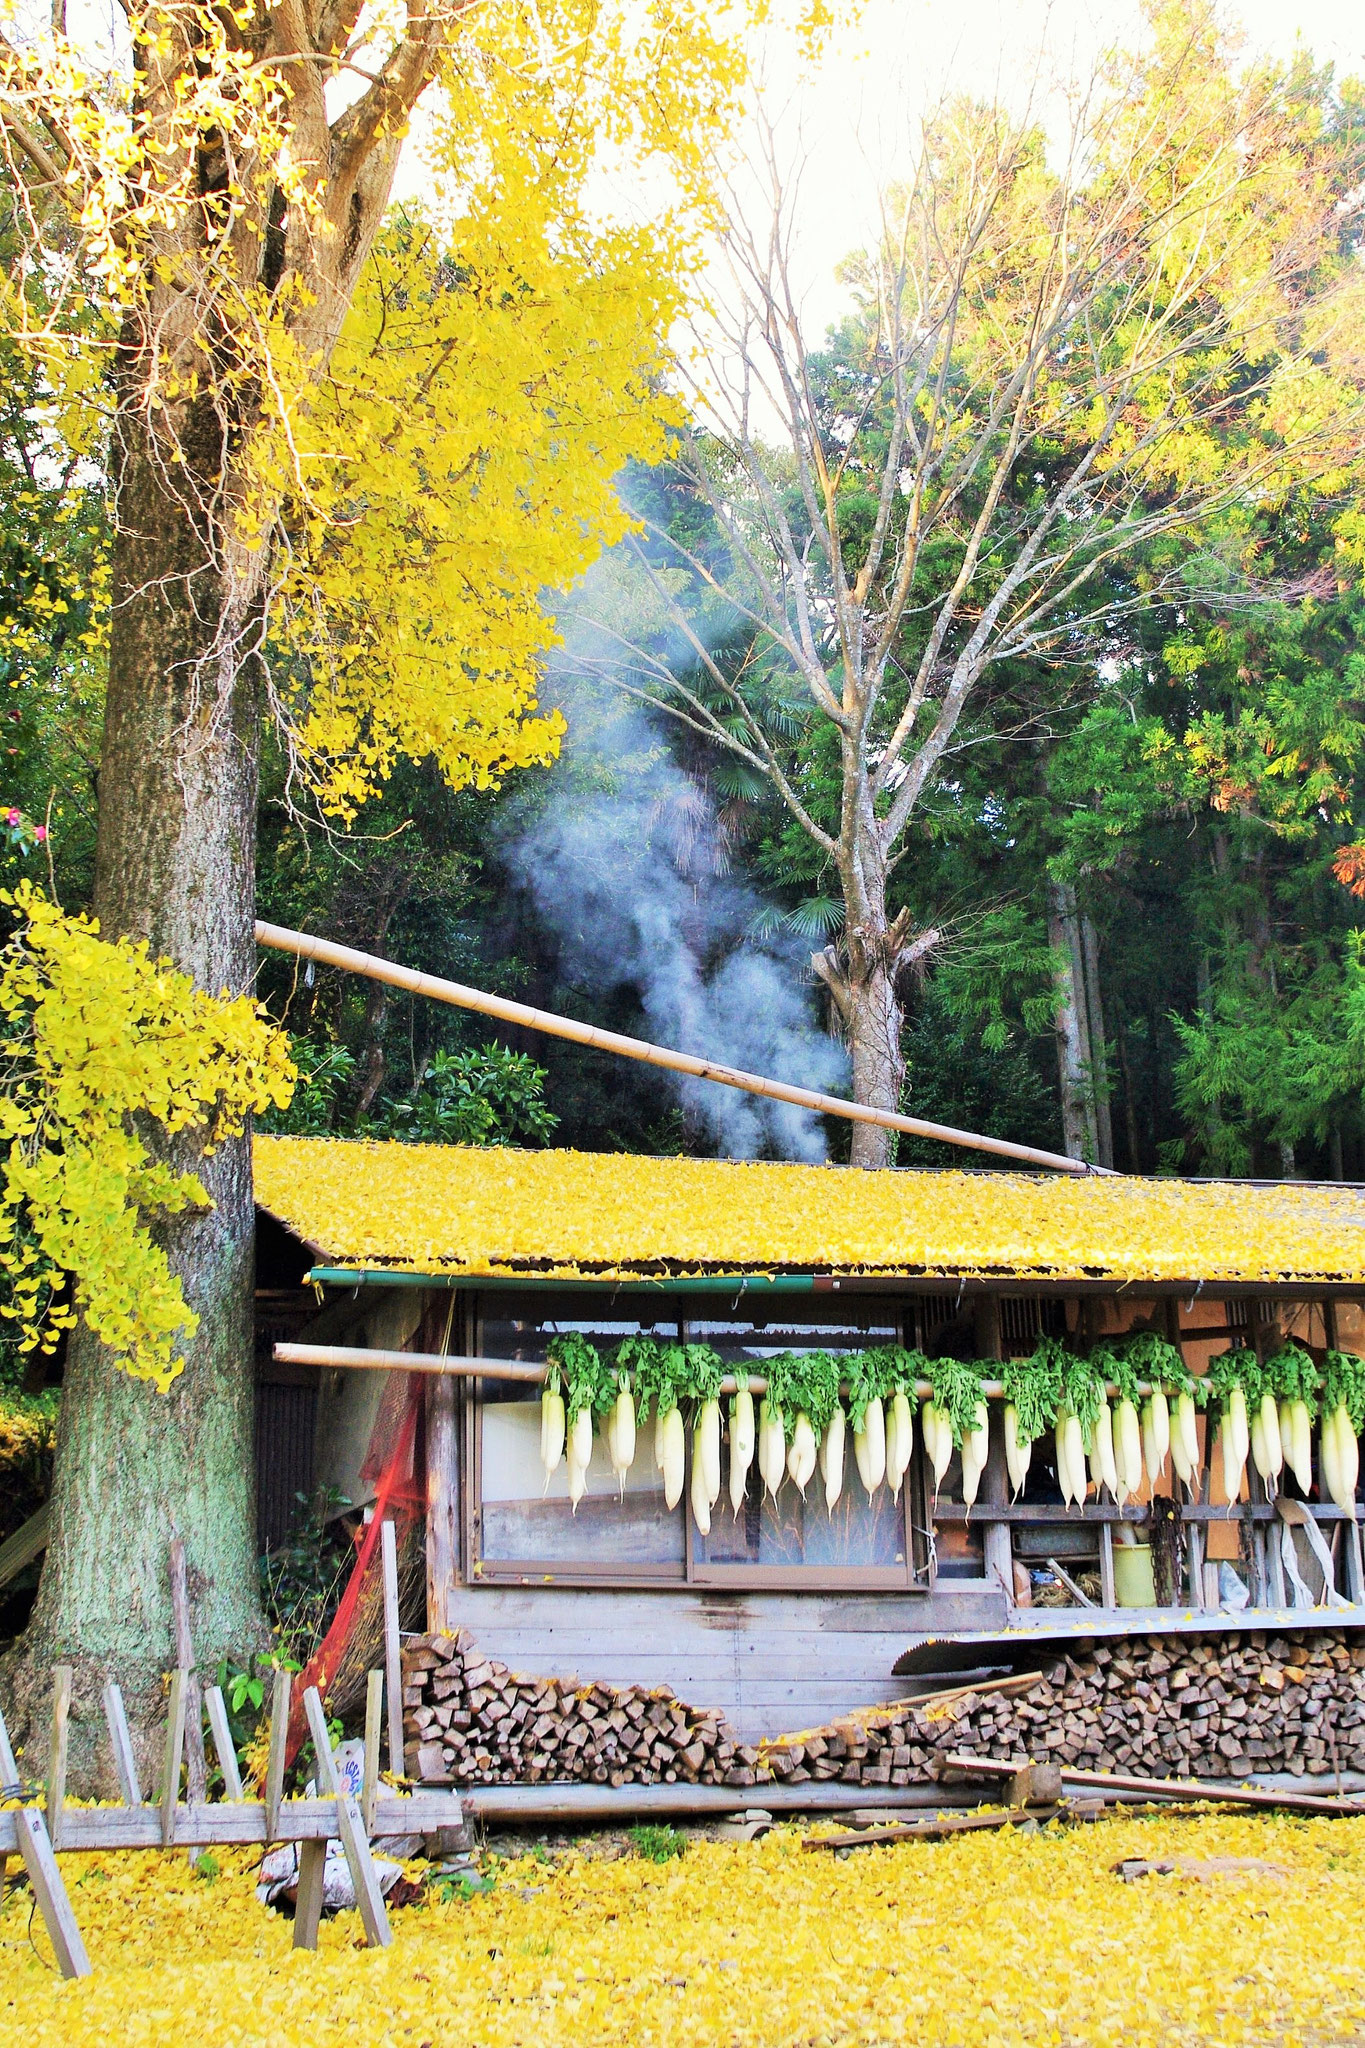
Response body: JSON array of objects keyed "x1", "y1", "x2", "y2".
[{"x1": 716, "y1": 0, "x2": 1365, "y2": 347}]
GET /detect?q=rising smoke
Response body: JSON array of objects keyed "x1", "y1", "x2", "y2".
[{"x1": 500, "y1": 670, "x2": 847, "y2": 1163}]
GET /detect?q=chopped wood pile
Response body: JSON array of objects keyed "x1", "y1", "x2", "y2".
[
  {"x1": 402, "y1": 1628, "x2": 1365, "y2": 1790},
  {"x1": 402, "y1": 1632, "x2": 761, "y2": 1788}
]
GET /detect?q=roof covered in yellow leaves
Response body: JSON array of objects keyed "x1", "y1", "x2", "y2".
[{"x1": 252, "y1": 1136, "x2": 1365, "y2": 1288}]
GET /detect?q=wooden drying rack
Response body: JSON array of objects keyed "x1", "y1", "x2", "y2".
[{"x1": 0, "y1": 1531, "x2": 461, "y2": 1979}]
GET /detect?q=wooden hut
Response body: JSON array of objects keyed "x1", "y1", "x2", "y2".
[{"x1": 252, "y1": 1134, "x2": 1365, "y2": 1744}]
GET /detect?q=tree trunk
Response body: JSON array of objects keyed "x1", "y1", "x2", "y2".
[
  {"x1": 5, "y1": 406, "x2": 267, "y2": 1789},
  {"x1": 1079, "y1": 914, "x2": 1114, "y2": 1171},
  {"x1": 846, "y1": 958, "x2": 904, "y2": 1170},
  {"x1": 1046, "y1": 877, "x2": 1097, "y2": 1164}
]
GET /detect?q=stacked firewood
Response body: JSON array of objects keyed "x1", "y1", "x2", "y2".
[
  {"x1": 402, "y1": 1631, "x2": 763, "y2": 1788},
  {"x1": 761, "y1": 1632, "x2": 1365, "y2": 1785},
  {"x1": 403, "y1": 1628, "x2": 1365, "y2": 1790}
]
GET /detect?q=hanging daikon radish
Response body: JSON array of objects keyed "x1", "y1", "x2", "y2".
[
  {"x1": 1219, "y1": 1390, "x2": 1248, "y2": 1504},
  {"x1": 690, "y1": 1429, "x2": 712, "y2": 1536},
  {"x1": 1171, "y1": 1389, "x2": 1200, "y2": 1485},
  {"x1": 608, "y1": 1376, "x2": 636, "y2": 1496},
  {"x1": 654, "y1": 1410, "x2": 666, "y2": 1471},
  {"x1": 567, "y1": 1405, "x2": 593, "y2": 1511},
  {"x1": 697, "y1": 1396, "x2": 722, "y2": 1508},
  {"x1": 660, "y1": 1406, "x2": 686, "y2": 1510},
  {"x1": 758, "y1": 1400, "x2": 787, "y2": 1498},
  {"x1": 854, "y1": 1395, "x2": 886, "y2": 1495},
  {"x1": 959, "y1": 1401, "x2": 990, "y2": 1509},
  {"x1": 1282, "y1": 1397, "x2": 1313, "y2": 1493},
  {"x1": 729, "y1": 1383, "x2": 756, "y2": 1510},
  {"x1": 1140, "y1": 1388, "x2": 1170, "y2": 1485},
  {"x1": 885, "y1": 1391, "x2": 914, "y2": 1501},
  {"x1": 1114, "y1": 1398, "x2": 1143, "y2": 1503},
  {"x1": 1251, "y1": 1391, "x2": 1282, "y2": 1484},
  {"x1": 921, "y1": 1400, "x2": 953, "y2": 1491},
  {"x1": 823, "y1": 1404, "x2": 847, "y2": 1511},
  {"x1": 540, "y1": 1381, "x2": 566, "y2": 1489},
  {"x1": 1323, "y1": 1403, "x2": 1359, "y2": 1516},
  {"x1": 787, "y1": 1411, "x2": 818, "y2": 1494},
  {"x1": 1055, "y1": 1410, "x2": 1085, "y2": 1507},
  {"x1": 1089, "y1": 1400, "x2": 1119, "y2": 1501},
  {"x1": 1003, "y1": 1403, "x2": 1031, "y2": 1496}
]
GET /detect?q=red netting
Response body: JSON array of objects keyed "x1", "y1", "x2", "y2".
[{"x1": 282, "y1": 1370, "x2": 423, "y2": 1768}]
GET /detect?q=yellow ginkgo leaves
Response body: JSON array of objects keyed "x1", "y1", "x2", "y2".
[{"x1": 253, "y1": 1133, "x2": 1365, "y2": 1288}]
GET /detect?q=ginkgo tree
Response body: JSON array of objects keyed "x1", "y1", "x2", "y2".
[{"x1": 0, "y1": 0, "x2": 777, "y2": 1766}]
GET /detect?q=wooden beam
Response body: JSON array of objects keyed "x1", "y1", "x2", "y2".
[
  {"x1": 0, "y1": 1791, "x2": 465, "y2": 1854},
  {"x1": 381, "y1": 1520, "x2": 404, "y2": 1781},
  {"x1": 47, "y1": 1665, "x2": 71, "y2": 1849},
  {"x1": 14, "y1": 1806, "x2": 90, "y2": 1980},
  {"x1": 101, "y1": 1682, "x2": 142, "y2": 1807},
  {"x1": 362, "y1": 1671, "x2": 383, "y2": 1838},
  {"x1": 425, "y1": 1376, "x2": 459, "y2": 1635},
  {"x1": 161, "y1": 1671, "x2": 187, "y2": 1847},
  {"x1": 204, "y1": 1686, "x2": 244, "y2": 1802},
  {"x1": 265, "y1": 1668, "x2": 290, "y2": 1842},
  {"x1": 302, "y1": 1685, "x2": 392, "y2": 1948},
  {"x1": 0, "y1": 1500, "x2": 48, "y2": 1591}
]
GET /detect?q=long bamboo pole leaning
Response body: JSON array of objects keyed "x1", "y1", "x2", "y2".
[{"x1": 254, "y1": 921, "x2": 1111, "y2": 1177}]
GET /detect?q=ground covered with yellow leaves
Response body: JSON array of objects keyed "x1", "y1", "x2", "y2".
[{"x1": 6, "y1": 1812, "x2": 1365, "y2": 2046}]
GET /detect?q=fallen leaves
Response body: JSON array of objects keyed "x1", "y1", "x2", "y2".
[
  {"x1": 8, "y1": 1812, "x2": 1365, "y2": 2044},
  {"x1": 254, "y1": 1135, "x2": 1365, "y2": 1288}
]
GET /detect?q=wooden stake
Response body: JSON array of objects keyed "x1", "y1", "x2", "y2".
[
  {"x1": 293, "y1": 1840, "x2": 327, "y2": 1951},
  {"x1": 265, "y1": 1668, "x2": 290, "y2": 1842},
  {"x1": 101, "y1": 1682, "x2": 142, "y2": 1806},
  {"x1": 204, "y1": 1686, "x2": 245, "y2": 1802},
  {"x1": 14, "y1": 1806, "x2": 90, "y2": 1980},
  {"x1": 381, "y1": 1519, "x2": 403, "y2": 1779},
  {"x1": 169, "y1": 1536, "x2": 206, "y2": 1810},
  {"x1": 302, "y1": 1685, "x2": 392, "y2": 1949},
  {"x1": 362, "y1": 1670, "x2": 383, "y2": 1837},
  {"x1": 47, "y1": 1665, "x2": 71, "y2": 1850},
  {"x1": 161, "y1": 1670, "x2": 187, "y2": 1847}
]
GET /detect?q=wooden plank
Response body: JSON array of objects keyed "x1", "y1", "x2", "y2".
[
  {"x1": 805, "y1": 1806, "x2": 1066, "y2": 1851},
  {"x1": 169, "y1": 1536, "x2": 207, "y2": 1810},
  {"x1": 381, "y1": 1519, "x2": 404, "y2": 1779},
  {"x1": 363, "y1": 1670, "x2": 383, "y2": 1837},
  {"x1": 265, "y1": 1667, "x2": 290, "y2": 1841},
  {"x1": 0, "y1": 1792, "x2": 464, "y2": 1856},
  {"x1": 1058, "y1": 1764, "x2": 1362, "y2": 1818},
  {"x1": 1097, "y1": 1524, "x2": 1116, "y2": 1609},
  {"x1": 204, "y1": 1685, "x2": 244, "y2": 1802},
  {"x1": 47, "y1": 1665, "x2": 71, "y2": 1849},
  {"x1": 293, "y1": 1840, "x2": 327, "y2": 1951},
  {"x1": 161, "y1": 1670, "x2": 187, "y2": 1847},
  {"x1": 102, "y1": 1682, "x2": 143, "y2": 1807},
  {"x1": 302, "y1": 1684, "x2": 392, "y2": 1948},
  {"x1": 426, "y1": 1376, "x2": 459, "y2": 1634},
  {"x1": 1046, "y1": 1557, "x2": 1095, "y2": 1608},
  {"x1": 14, "y1": 1806, "x2": 91, "y2": 1980},
  {"x1": 0, "y1": 1500, "x2": 49, "y2": 1591}
]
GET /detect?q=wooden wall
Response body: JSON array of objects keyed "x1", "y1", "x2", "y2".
[{"x1": 450, "y1": 1582, "x2": 1008, "y2": 1741}]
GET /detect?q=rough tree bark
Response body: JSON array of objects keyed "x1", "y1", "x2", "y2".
[{"x1": 2, "y1": 0, "x2": 459, "y2": 1785}]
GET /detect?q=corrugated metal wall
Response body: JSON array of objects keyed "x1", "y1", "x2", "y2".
[{"x1": 254, "y1": 1380, "x2": 317, "y2": 1553}]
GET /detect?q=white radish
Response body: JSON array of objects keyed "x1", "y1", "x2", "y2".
[
  {"x1": 1228, "y1": 1384, "x2": 1250, "y2": 1469},
  {"x1": 661, "y1": 1406, "x2": 686, "y2": 1510},
  {"x1": 1220, "y1": 1406, "x2": 1247, "y2": 1505},
  {"x1": 922, "y1": 1401, "x2": 953, "y2": 1490},
  {"x1": 854, "y1": 1396, "x2": 887, "y2": 1495},
  {"x1": 1003, "y1": 1403, "x2": 1031, "y2": 1496},
  {"x1": 1290, "y1": 1398, "x2": 1313, "y2": 1494},
  {"x1": 959, "y1": 1400, "x2": 989, "y2": 1509},
  {"x1": 1114, "y1": 1398, "x2": 1143, "y2": 1503},
  {"x1": 1176, "y1": 1391, "x2": 1201, "y2": 1482},
  {"x1": 1055, "y1": 1411, "x2": 1086, "y2": 1506},
  {"x1": 698, "y1": 1397, "x2": 722, "y2": 1507},
  {"x1": 823, "y1": 1405, "x2": 847, "y2": 1511},
  {"x1": 690, "y1": 1433, "x2": 712, "y2": 1536},
  {"x1": 1326, "y1": 1403, "x2": 1359, "y2": 1516},
  {"x1": 787, "y1": 1411, "x2": 818, "y2": 1494},
  {"x1": 654, "y1": 1410, "x2": 666, "y2": 1472},
  {"x1": 1055, "y1": 1417, "x2": 1074, "y2": 1507},
  {"x1": 610, "y1": 1381, "x2": 636, "y2": 1496},
  {"x1": 540, "y1": 1385, "x2": 566, "y2": 1488},
  {"x1": 1090, "y1": 1400, "x2": 1119, "y2": 1501},
  {"x1": 729, "y1": 1385, "x2": 756, "y2": 1510},
  {"x1": 886, "y1": 1392, "x2": 914, "y2": 1500},
  {"x1": 759, "y1": 1401, "x2": 787, "y2": 1498},
  {"x1": 567, "y1": 1405, "x2": 592, "y2": 1512},
  {"x1": 1251, "y1": 1391, "x2": 1281, "y2": 1483},
  {"x1": 1141, "y1": 1390, "x2": 1169, "y2": 1485}
]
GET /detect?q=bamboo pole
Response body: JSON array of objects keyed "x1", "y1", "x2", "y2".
[
  {"x1": 254, "y1": 920, "x2": 1110, "y2": 1178},
  {"x1": 273, "y1": 1343, "x2": 1160, "y2": 1402}
]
